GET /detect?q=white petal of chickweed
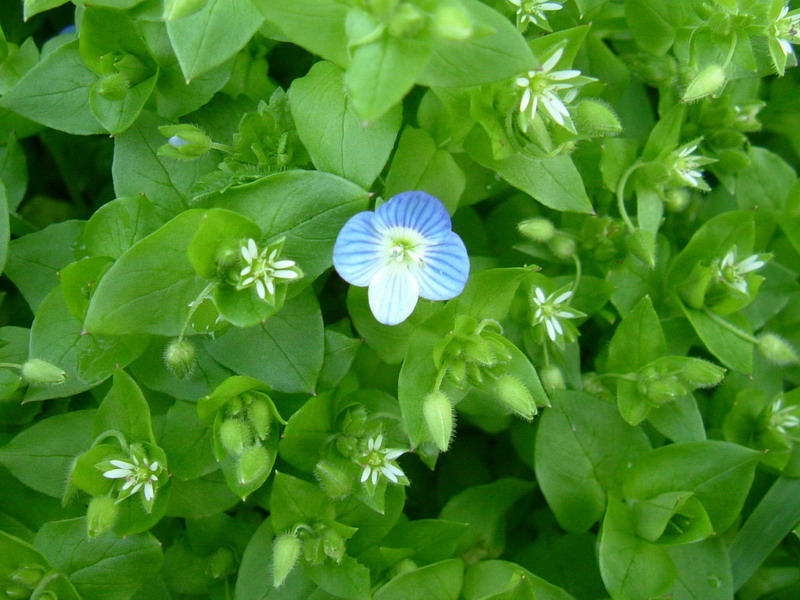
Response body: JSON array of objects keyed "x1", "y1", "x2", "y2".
[
  {"x1": 516, "y1": 76, "x2": 530, "y2": 87},
  {"x1": 241, "y1": 245, "x2": 252, "y2": 263},
  {"x1": 509, "y1": 0, "x2": 521, "y2": 6},
  {"x1": 416, "y1": 232, "x2": 470, "y2": 302},
  {"x1": 542, "y1": 2, "x2": 563, "y2": 9},
  {"x1": 273, "y1": 270, "x2": 299, "y2": 279},
  {"x1": 131, "y1": 482, "x2": 143, "y2": 494},
  {"x1": 121, "y1": 479, "x2": 135, "y2": 491},
  {"x1": 266, "y1": 279, "x2": 275, "y2": 296},
  {"x1": 549, "y1": 69, "x2": 581, "y2": 80},
  {"x1": 144, "y1": 480, "x2": 154, "y2": 501},
  {"x1": 371, "y1": 469, "x2": 379, "y2": 485},
  {"x1": 240, "y1": 265, "x2": 252, "y2": 276},
  {"x1": 552, "y1": 317, "x2": 564, "y2": 335},
  {"x1": 534, "y1": 308, "x2": 543, "y2": 319},
  {"x1": 520, "y1": 87, "x2": 532, "y2": 112},
  {"x1": 103, "y1": 469, "x2": 132, "y2": 479},
  {"x1": 554, "y1": 290, "x2": 573, "y2": 304},
  {"x1": 381, "y1": 466, "x2": 399, "y2": 483},
  {"x1": 542, "y1": 47, "x2": 564, "y2": 72},
  {"x1": 721, "y1": 251, "x2": 736, "y2": 269},
  {"x1": 333, "y1": 211, "x2": 385, "y2": 287},
  {"x1": 375, "y1": 434, "x2": 384, "y2": 448},
  {"x1": 373, "y1": 191, "x2": 452, "y2": 243},
  {"x1": 779, "y1": 38, "x2": 794, "y2": 56},
  {"x1": 368, "y1": 265, "x2": 421, "y2": 326},
  {"x1": 255, "y1": 280, "x2": 266, "y2": 299},
  {"x1": 738, "y1": 255, "x2": 764, "y2": 272},
  {"x1": 556, "y1": 310, "x2": 575, "y2": 318},
  {"x1": 534, "y1": 287, "x2": 547, "y2": 304},
  {"x1": 732, "y1": 279, "x2": 749, "y2": 294},
  {"x1": 542, "y1": 96, "x2": 566, "y2": 125},
  {"x1": 241, "y1": 276, "x2": 255, "y2": 287},
  {"x1": 528, "y1": 95, "x2": 540, "y2": 121},
  {"x1": 545, "y1": 319, "x2": 556, "y2": 341},
  {"x1": 360, "y1": 467, "x2": 371, "y2": 483},
  {"x1": 150, "y1": 461, "x2": 159, "y2": 471},
  {"x1": 110, "y1": 460, "x2": 134, "y2": 469},
  {"x1": 247, "y1": 238, "x2": 258, "y2": 257},
  {"x1": 272, "y1": 260, "x2": 296, "y2": 269},
  {"x1": 384, "y1": 449, "x2": 405, "y2": 460},
  {"x1": 384, "y1": 463, "x2": 405, "y2": 478}
]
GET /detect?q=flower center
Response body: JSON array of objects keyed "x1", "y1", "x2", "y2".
[{"x1": 384, "y1": 229, "x2": 427, "y2": 267}]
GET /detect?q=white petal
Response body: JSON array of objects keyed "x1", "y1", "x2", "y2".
[
  {"x1": 553, "y1": 290, "x2": 573, "y2": 304},
  {"x1": 273, "y1": 269, "x2": 299, "y2": 279},
  {"x1": 272, "y1": 260, "x2": 296, "y2": 269},
  {"x1": 534, "y1": 287, "x2": 547, "y2": 304},
  {"x1": 542, "y1": 47, "x2": 564, "y2": 72},
  {"x1": 375, "y1": 434, "x2": 384, "y2": 448},
  {"x1": 515, "y1": 77, "x2": 530, "y2": 87},
  {"x1": 121, "y1": 479, "x2": 135, "y2": 491},
  {"x1": 549, "y1": 69, "x2": 581, "y2": 80},
  {"x1": 556, "y1": 310, "x2": 575, "y2": 318},
  {"x1": 380, "y1": 466, "x2": 398, "y2": 483},
  {"x1": 103, "y1": 469, "x2": 132, "y2": 479},
  {"x1": 150, "y1": 461, "x2": 159, "y2": 471},
  {"x1": 542, "y1": 2, "x2": 563, "y2": 9},
  {"x1": 551, "y1": 317, "x2": 564, "y2": 335},
  {"x1": 545, "y1": 319, "x2": 556, "y2": 341},
  {"x1": 721, "y1": 251, "x2": 736, "y2": 269},
  {"x1": 360, "y1": 466, "x2": 371, "y2": 483},
  {"x1": 520, "y1": 87, "x2": 532, "y2": 112},
  {"x1": 732, "y1": 279, "x2": 749, "y2": 294},
  {"x1": 780, "y1": 38, "x2": 794, "y2": 56},
  {"x1": 738, "y1": 255, "x2": 764, "y2": 272},
  {"x1": 241, "y1": 276, "x2": 255, "y2": 286},
  {"x1": 130, "y1": 482, "x2": 143, "y2": 494},
  {"x1": 384, "y1": 449, "x2": 405, "y2": 460},
  {"x1": 266, "y1": 278, "x2": 275, "y2": 296},
  {"x1": 368, "y1": 265, "x2": 420, "y2": 326},
  {"x1": 371, "y1": 469, "x2": 379, "y2": 485},
  {"x1": 255, "y1": 280, "x2": 266, "y2": 299},
  {"x1": 110, "y1": 460, "x2": 134, "y2": 469},
  {"x1": 247, "y1": 239, "x2": 258, "y2": 258},
  {"x1": 542, "y1": 95, "x2": 566, "y2": 125},
  {"x1": 144, "y1": 480, "x2": 154, "y2": 501},
  {"x1": 384, "y1": 463, "x2": 405, "y2": 478}
]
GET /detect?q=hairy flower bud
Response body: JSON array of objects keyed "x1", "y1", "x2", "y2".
[
  {"x1": 496, "y1": 375, "x2": 537, "y2": 419},
  {"x1": 758, "y1": 333, "x2": 800, "y2": 366},
  {"x1": 315, "y1": 459, "x2": 352, "y2": 500},
  {"x1": 322, "y1": 528, "x2": 346, "y2": 563},
  {"x1": 679, "y1": 359, "x2": 726, "y2": 388},
  {"x1": 163, "y1": 338, "x2": 195, "y2": 378},
  {"x1": 21, "y1": 359, "x2": 66, "y2": 386},
  {"x1": 540, "y1": 364, "x2": 565, "y2": 393},
  {"x1": 246, "y1": 396, "x2": 272, "y2": 440},
  {"x1": 433, "y1": 5, "x2": 474, "y2": 40},
  {"x1": 574, "y1": 99, "x2": 622, "y2": 136},
  {"x1": 423, "y1": 390, "x2": 455, "y2": 452},
  {"x1": 549, "y1": 233, "x2": 576, "y2": 260},
  {"x1": 272, "y1": 533, "x2": 301, "y2": 588},
  {"x1": 664, "y1": 188, "x2": 691, "y2": 212},
  {"x1": 219, "y1": 418, "x2": 251, "y2": 456},
  {"x1": 87, "y1": 495, "x2": 119, "y2": 538},
  {"x1": 158, "y1": 124, "x2": 212, "y2": 159},
  {"x1": 237, "y1": 445, "x2": 269, "y2": 485},
  {"x1": 94, "y1": 72, "x2": 130, "y2": 101},
  {"x1": 518, "y1": 217, "x2": 556, "y2": 242},
  {"x1": 682, "y1": 65, "x2": 726, "y2": 102}
]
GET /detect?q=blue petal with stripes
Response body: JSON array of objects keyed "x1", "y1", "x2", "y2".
[{"x1": 333, "y1": 191, "x2": 470, "y2": 325}]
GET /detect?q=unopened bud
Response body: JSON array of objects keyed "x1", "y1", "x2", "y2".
[
  {"x1": 246, "y1": 396, "x2": 272, "y2": 440},
  {"x1": 518, "y1": 217, "x2": 556, "y2": 242},
  {"x1": 540, "y1": 364, "x2": 565, "y2": 393},
  {"x1": 423, "y1": 390, "x2": 454, "y2": 451},
  {"x1": 682, "y1": 65, "x2": 726, "y2": 102},
  {"x1": 219, "y1": 419, "x2": 251, "y2": 456},
  {"x1": 392, "y1": 558, "x2": 418, "y2": 577},
  {"x1": 680, "y1": 359, "x2": 726, "y2": 388},
  {"x1": 758, "y1": 333, "x2": 800, "y2": 366},
  {"x1": 206, "y1": 547, "x2": 236, "y2": 579},
  {"x1": 644, "y1": 377, "x2": 687, "y2": 405},
  {"x1": 387, "y1": 3, "x2": 426, "y2": 37},
  {"x1": 272, "y1": 533, "x2": 301, "y2": 588},
  {"x1": 433, "y1": 5, "x2": 473, "y2": 40},
  {"x1": 462, "y1": 338, "x2": 495, "y2": 366},
  {"x1": 163, "y1": 338, "x2": 195, "y2": 378},
  {"x1": 496, "y1": 375, "x2": 537, "y2": 419},
  {"x1": 549, "y1": 233, "x2": 576, "y2": 260},
  {"x1": 158, "y1": 124, "x2": 212, "y2": 159},
  {"x1": 21, "y1": 359, "x2": 66, "y2": 386},
  {"x1": 87, "y1": 495, "x2": 119, "y2": 538},
  {"x1": 315, "y1": 459, "x2": 352, "y2": 500},
  {"x1": 94, "y1": 72, "x2": 130, "y2": 101},
  {"x1": 322, "y1": 528, "x2": 346, "y2": 563},
  {"x1": 446, "y1": 358, "x2": 467, "y2": 385},
  {"x1": 236, "y1": 445, "x2": 269, "y2": 485},
  {"x1": 302, "y1": 535, "x2": 325, "y2": 566},
  {"x1": 574, "y1": 99, "x2": 622, "y2": 136},
  {"x1": 163, "y1": 0, "x2": 207, "y2": 21},
  {"x1": 664, "y1": 188, "x2": 691, "y2": 212}
]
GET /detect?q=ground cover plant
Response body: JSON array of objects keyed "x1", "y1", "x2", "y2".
[{"x1": 1, "y1": 0, "x2": 800, "y2": 598}]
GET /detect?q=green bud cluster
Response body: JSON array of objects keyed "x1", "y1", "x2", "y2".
[
  {"x1": 214, "y1": 391, "x2": 276, "y2": 485},
  {"x1": 635, "y1": 356, "x2": 726, "y2": 406},
  {"x1": 87, "y1": 495, "x2": 119, "y2": 538}
]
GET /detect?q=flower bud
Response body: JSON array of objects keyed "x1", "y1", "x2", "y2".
[
  {"x1": 322, "y1": 528, "x2": 346, "y2": 563},
  {"x1": 236, "y1": 445, "x2": 269, "y2": 485},
  {"x1": 11, "y1": 565, "x2": 45, "y2": 589},
  {"x1": 680, "y1": 359, "x2": 726, "y2": 388},
  {"x1": 340, "y1": 405, "x2": 369, "y2": 437},
  {"x1": 682, "y1": 65, "x2": 726, "y2": 102},
  {"x1": 540, "y1": 364, "x2": 565, "y2": 393},
  {"x1": 272, "y1": 533, "x2": 301, "y2": 588},
  {"x1": 21, "y1": 359, "x2": 66, "y2": 386},
  {"x1": 246, "y1": 396, "x2": 272, "y2": 440},
  {"x1": 163, "y1": 0, "x2": 207, "y2": 21},
  {"x1": 387, "y1": 3, "x2": 426, "y2": 37},
  {"x1": 87, "y1": 495, "x2": 119, "y2": 538},
  {"x1": 664, "y1": 188, "x2": 691, "y2": 212},
  {"x1": 496, "y1": 375, "x2": 537, "y2": 419},
  {"x1": 158, "y1": 124, "x2": 212, "y2": 160},
  {"x1": 549, "y1": 233, "x2": 576, "y2": 260},
  {"x1": 574, "y1": 100, "x2": 622, "y2": 136},
  {"x1": 518, "y1": 217, "x2": 556, "y2": 242},
  {"x1": 423, "y1": 390, "x2": 454, "y2": 452},
  {"x1": 391, "y1": 558, "x2": 418, "y2": 577},
  {"x1": 758, "y1": 333, "x2": 800, "y2": 366},
  {"x1": 219, "y1": 418, "x2": 251, "y2": 456},
  {"x1": 302, "y1": 535, "x2": 325, "y2": 566},
  {"x1": 462, "y1": 338, "x2": 495, "y2": 366},
  {"x1": 433, "y1": 5, "x2": 473, "y2": 40},
  {"x1": 314, "y1": 459, "x2": 352, "y2": 500},
  {"x1": 643, "y1": 377, "x2": 687, "y2": 405},
  {"x1": 206, "y1": 547, "x2": 236, "y2": 579},
  {"x1": 163, "y1": 338, "x2": 195, "y2": 378},
  {"x1": 446, "y1": 358, "x2": 467, "y2": 385},
  {"x1": 94, "y1": 72, "x2": 130, "y2": 101}
]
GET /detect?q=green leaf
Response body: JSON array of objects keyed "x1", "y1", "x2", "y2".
[
  {"x1": 166, "y1": 0, "x2": 264, "y2": 81},
  {"x1": 374, "y1": 558, "x2": 463, "y2": 600},
  {"x1": 462, "y1": 560, "x2": 574, "y2": 600},
  {"x1": 27, "y1": 286, "x2": 149, "y2": 402},
  {"x1": 0, "y1": 40, "x2": 104, "y2": 135},
  {"x1": 598, "y1": 497, "x2": 676, "y2": 600},
  {"x1": 624, "y1": 0, "x2": 695, "y2": 56},
  {"x1": 212, "y1": 170, "x2": 369, "y2": 286},
  {"x1": 83, "y1": 209, "x2": 207, "y2": 336},
  {"x1": 385, "y1": 127, "x2": 465, "y2": 214},
  {"x1": 666, "y1": 537, "x2": 733, "y2": 599},
  {"x1": 318, "y1": 328, "x2": 363, "y2": 391},
  {"x1": 79, "y1": 195, "x2": 163, "y2": 260},
  {"x1": 34, "y1": 517, "x2": 163, "y2": 600},
  {"x1": 94, "y1": 370, "x2": 154, "y2": 444},
  {"x1": 23, "y1": 0, "x2": 69, "y2": 20},
  {"x1": 606, "y1": 295, "x2": 666, "y2": 373},
  {"x1": 0, "y1": 410, "x2": 95, "y2": 498},
  {"x1": 158, "y1": 400, "x2": 217, "y2": 480},
  {"x1": 204, "y1": 289, "x2": 324, "y2": 394},
  {"x1": 308, "y1": 556, "x2": 371, "y2": 600},
  {"x1": 270, "y1": 471, "x2": 335, "y2": 532},
  {"x1": 534, "y1": 390, "x2": 652, "y2": 532},
  {"x1": 0, "y1": 527, "x2": 49, "y2": 569},
  {"x1": 279, "y1": 393, "x2": 334, "y2": 472},
  {"x1": 0, "y1": 132, "x2": 28, "y2": 211},
  {"x1": 681, "y1": 306, "x2": 753, "y2": 373},
  {"x1": 289, "y1": 61, "x2": 401, "y2": 189},
  {"x1": 383, "y1": 520, "x2": 469, "y2": 566},
  {"x1": 113, "y1": 111, "x2": 217, "y2": 220},
  {"x1": 0, "y1": 182, "x2": 8, "y2": 277},
  {"x1": 735, "y1": 146, "x2": 796, "y2": 211},
  {"x1": 165, "y1": 470, "x2": 240, "y2": 519},
  {"x1": 464, "y1": 128, "x2": 593, "y2": 213},
  {"x1": 418, "y1": 0, "x2": 535, "y2": 87},
  {"x1": 623, "y1": 440, "x2": 760, "y2": 533},
  {"x1": 5, "y1": 220, "x2": 84, "y2": 312}
]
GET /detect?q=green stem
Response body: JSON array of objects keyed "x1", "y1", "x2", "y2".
[
  {"x1": 92, "y1": 429, "x2": 129, "y2": 452},
  {"x1": 702, "y1": 308, "x2": 759, "y2": 344},
  {"x1": 616, "y1": 161, "x2": 648, "y2": 233},
  {"x1": 209, "y1": 142, "x2": 235, "y2": 154},
  {"x1": 433, "y1": 357, "x2": 454, "y2": 391},
  {"x1": 0, "y1": 362, "x2": 22, "y2": 370},
  {"x1": 571, "y1": 254, "x2": 583, "y2": 296},
  {"x1": 178, "y1": 282, "x2": 217, "y2": 341}
]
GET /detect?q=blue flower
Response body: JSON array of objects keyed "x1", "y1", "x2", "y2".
[{"x1": 333, "y1": 191, "x2": 470, "y2": 326}]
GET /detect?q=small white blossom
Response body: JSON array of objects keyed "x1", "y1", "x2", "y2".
[
  {"x1": 514, "y1": 47, "x2": 586, "y2": 132},
  {"x1": 770, "y1": 396, "x2": 800, "y2": 436},
  {"x1": 237, "y1": 238, "x2": 301, "y2": 301},
  {"x1": 531, "y1": 287, "x2": 581, "y2": 342},
  {"x1": 102, "y1": 451, "x2": 161, "y2": 503},
  {"x1": 507, "y1": 0, "x2": 562, "y2": 31},
  {"x1": 718, "y1": 249, "x2": 765, "y2": 294},
  {"x1": 774, "y1": 6, "x2": 800, "y2": 57},
  {"x1": 667, "y1": 141, "x2": 715, "y2": 191},
  {"x1": 358, "y1": 434, "x2": 406, "y2": 486}
]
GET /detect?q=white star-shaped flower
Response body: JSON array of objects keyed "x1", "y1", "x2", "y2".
[
  {"x1": 531, "y1": 287, "x2": 581, "y2": 342},
  {"x1": 102, "y1": 450, "x2": 162, "y2": 504},
  {"x1": 507, "y1": 0, "x2": 563, "y2": 30},
  {"x1": 358, "y1": 434, "x2": 406, "y2": 486},
  {"x1": 237, "y1": 238, "x2": 301, "y2": 300},
  {"x1": 774, "y1": 6, "x2": 800, "y2": 56},
  {"x1": 718, "y1": 249, "x2": 765, "y2": 294}
]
